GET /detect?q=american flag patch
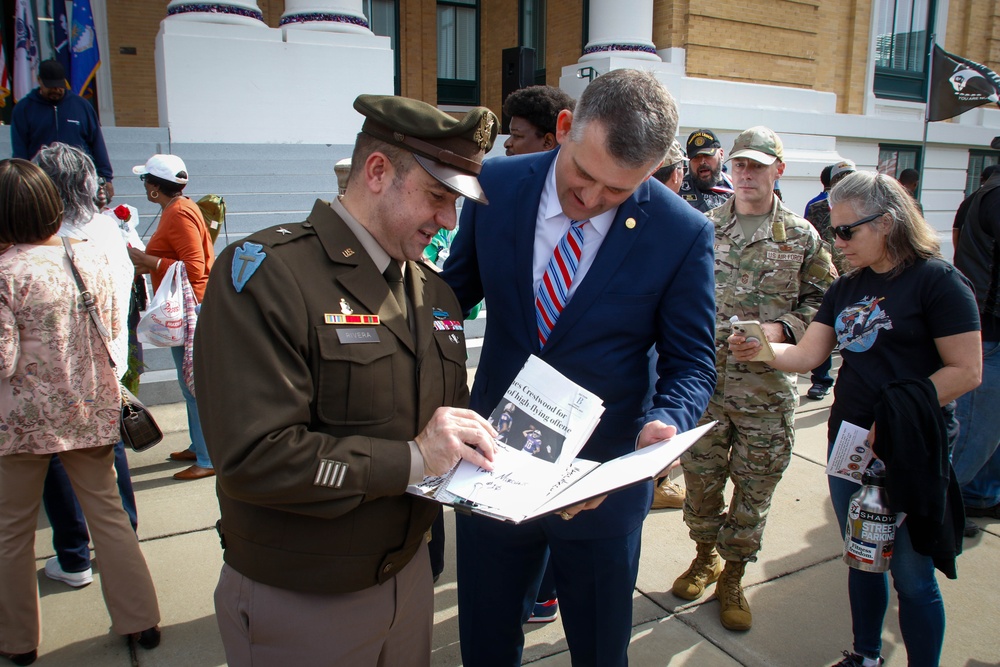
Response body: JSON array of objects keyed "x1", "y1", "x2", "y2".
[
  {"x1": 314, "y1": 459, "x2": 349, "y2": 488},
  {"x1": 433, "y1": 320, "x2": 464, "y2": 331},
  {"x1": 325, "y1": 314, "x2": 380, "y2": 325}
]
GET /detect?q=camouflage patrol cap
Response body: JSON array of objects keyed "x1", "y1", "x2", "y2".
[
  {"x1": 354, "y1": 94, "x2": 498, "y2": 204},
  {"x1": 665, "y1": 138, "x2": 687, "y2": 166},
  {"x1": 728, "y1": 126, "x2": 784, "y2": 165}
]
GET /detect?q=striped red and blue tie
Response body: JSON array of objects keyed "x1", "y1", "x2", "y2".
[{"x1": 536, "y1": 219, "x2": 587, "y2": 347}]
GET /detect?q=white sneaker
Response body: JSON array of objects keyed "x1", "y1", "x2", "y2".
[{"x1": 44, "y1": 557, "x2": 93, "y2": 588}]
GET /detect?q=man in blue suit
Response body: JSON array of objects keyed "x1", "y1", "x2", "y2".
[{"x1": 442, "y1": 69, "x2": 717, "y2": 667}]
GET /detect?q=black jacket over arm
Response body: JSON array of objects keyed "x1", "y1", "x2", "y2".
[{"x1": 873, "y1": 378, "x2": 964, "y2": 579}]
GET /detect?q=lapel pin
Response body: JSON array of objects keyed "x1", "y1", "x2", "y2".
[
  {"x1": 342, "y1": 248, "x2": 355, "y2": 258},
  {"x1": 340, "y1": 299, "x2": 353, "y2": 315},
  {"x1": 625, "y1": 218, "x2": 636, "y2": 229}
]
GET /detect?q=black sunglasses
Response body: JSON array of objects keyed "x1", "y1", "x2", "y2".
[{"x1": 832, "y1": 211, "x2": 885, "y2": 241}]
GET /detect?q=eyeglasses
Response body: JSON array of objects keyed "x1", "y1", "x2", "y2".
[{"x1": 832, "y1": 211, "x2": 885, "y2": 241}]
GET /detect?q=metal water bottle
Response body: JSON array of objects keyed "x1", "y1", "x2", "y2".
[{"x1": 843, "y1": 469, "x2": 896, "y2": 572}]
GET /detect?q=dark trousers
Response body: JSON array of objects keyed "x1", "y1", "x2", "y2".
[
  {"x1": 810, "y1": 355, "x2": 833, "y2": 386},
  {"x1": 42, "y1": 441, "x2": 138, "y2": 572},
  {"x1": 456, "y1": 513, "x2": 641, "y2": 667}
]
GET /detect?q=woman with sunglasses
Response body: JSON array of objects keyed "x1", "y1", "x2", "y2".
[
  {"x1": 730, "y1": 170, "x2": 981, "y2": 667},
  {"x1": 128, "y1": 154, "x2": 215, "y2": 480}
]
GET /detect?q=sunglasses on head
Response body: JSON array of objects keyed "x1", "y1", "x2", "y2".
[{"x1": 832, "y1": 211, "x2": 885, "y2": 241}]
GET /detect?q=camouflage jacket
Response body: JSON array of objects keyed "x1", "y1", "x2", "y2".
[
  {"x1": 709, "y1": 196, "x2": 836, "y2": 412},
  {"x1": 805, "y1": 198, "x2": 851, "y2": 275}
]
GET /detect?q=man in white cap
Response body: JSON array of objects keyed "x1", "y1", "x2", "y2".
[{"x1": 674, "y1": 126, "x2": 835, "y2": 631}]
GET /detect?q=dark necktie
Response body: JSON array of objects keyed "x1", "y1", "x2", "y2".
[{"x1": 384, "y1": 262, "x2": 407, "y2": 321}]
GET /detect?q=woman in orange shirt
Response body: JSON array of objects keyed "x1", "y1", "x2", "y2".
[{"x1": 128, "y1": 154, "x2": 215, "y2": 481}]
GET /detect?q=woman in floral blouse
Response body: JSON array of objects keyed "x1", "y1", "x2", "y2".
[{"x1": 0, "y1": 159, "x2": 161, "y2": 666}]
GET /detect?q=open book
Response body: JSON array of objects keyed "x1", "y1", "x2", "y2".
[{"x1": 407, "y1": 355, "x2": 713, "y2": 523}]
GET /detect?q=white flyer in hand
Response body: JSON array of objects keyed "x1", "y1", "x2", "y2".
[{"x1": 826, "y1": 420, "x2": 873, "y2": 484}]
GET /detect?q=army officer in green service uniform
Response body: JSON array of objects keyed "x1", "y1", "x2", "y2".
[{"x1": 194, "y1": 95, "x2": 500, "y2": 667}]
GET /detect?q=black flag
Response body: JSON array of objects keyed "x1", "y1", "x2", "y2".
[{"x1": 927, "y1": 45, "x2": 1000, "y2": 122}]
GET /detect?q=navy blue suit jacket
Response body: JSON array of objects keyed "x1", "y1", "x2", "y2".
[{"x1": 442, "y1": 148, "x2": 717, "y2": 538}]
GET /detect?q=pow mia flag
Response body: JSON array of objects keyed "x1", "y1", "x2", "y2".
[{"x1": 927, "y1": 45, "x2": 1000, "y2": 122}]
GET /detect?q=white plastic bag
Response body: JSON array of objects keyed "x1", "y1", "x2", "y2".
[{"x1": 137, "y1": 261, "x2": 186, "y2": 347}]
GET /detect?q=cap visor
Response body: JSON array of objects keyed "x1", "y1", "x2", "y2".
[
  {"x1": 40, "y1": 79, "x2": 65, "y2": 88},
  {"x1": 414, "y1": 155, "x2": 489, "y2": 205},
  {"x1": 132, "y1": 165, "x2": 149, "y2": 176},
  {"x1": 727, "y1": 149, "x2": 778, "y2": 166},
  {"x1": 690, "y1": 147, "x2": 719, "y2": 158}
]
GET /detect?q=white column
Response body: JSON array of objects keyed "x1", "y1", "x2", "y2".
[
  {"x1": 165, "y1": 1, "x2": 265, "y2": 26},
  {"x1": 280, "y1": 1, "x2": 372, "y2": 34},
  {"x1": 580, "y1": 0, "x2": 659, "y2": 63}
]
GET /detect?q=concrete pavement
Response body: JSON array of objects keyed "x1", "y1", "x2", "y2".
[{"x1": 25, "y1": 376, "x2": 1000, "y2": 666}]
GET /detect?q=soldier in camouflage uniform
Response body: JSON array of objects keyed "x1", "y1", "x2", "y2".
[{"x1": 674, "y1": 127, "x2": 836, "y2": 632}]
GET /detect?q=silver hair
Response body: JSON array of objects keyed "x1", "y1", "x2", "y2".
[
  {"x1": 31, "y1": 142, "x2": 99, "y2": 225},
  {"x1": 828, "y1": 170, "x2": 940, "y2": 276},
  {"x1": 568, "y1": 69, "x2": 678, "y2": 169}
]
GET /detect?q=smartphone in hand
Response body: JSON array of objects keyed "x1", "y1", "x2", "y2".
[{"x1": 731, "y1": 320, "x2": 775, "y2": 362}]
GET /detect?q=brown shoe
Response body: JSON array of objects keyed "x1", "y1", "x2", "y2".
[
  {"x1": 173, "y1": 465, "x2": 215, "y2": 481},
  {"x1": 651, "y1": 478, "x2": 685, "y2": 510},
  {"x1": 169, "y1": 450, "x2": 197, "y2": 462}
]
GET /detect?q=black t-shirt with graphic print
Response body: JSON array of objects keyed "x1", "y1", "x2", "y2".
[{"x1": 814, "y1": 258, "x2": 980, "y2": 443}]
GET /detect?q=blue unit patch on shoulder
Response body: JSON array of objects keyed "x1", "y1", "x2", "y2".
[{"x1": 232, "y1": 242, "x2": 266, "y2": 293}]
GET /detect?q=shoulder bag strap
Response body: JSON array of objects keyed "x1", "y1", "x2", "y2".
[{"x1": 61, "y1": 237, "x2": 114, "y2": 356}]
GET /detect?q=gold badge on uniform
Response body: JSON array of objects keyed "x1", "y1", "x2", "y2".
[
  {"x1": 474, "y1": 114, "x2": 495, "y2": 150},
  {"x1": 625, "y1": 218, "x2": 636, "y2": 229},
  {"x1": 342, "y1": 248, "x2": 355, "y2": 258}
]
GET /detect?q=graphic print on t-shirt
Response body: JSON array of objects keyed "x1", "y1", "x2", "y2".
[{"x1": 835, "y1": 295, "x2": 894, "y2": 352}]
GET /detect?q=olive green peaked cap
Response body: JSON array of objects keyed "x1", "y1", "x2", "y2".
[{"x1": 354, "y1": 94, "x2": 499, "y2": 204}]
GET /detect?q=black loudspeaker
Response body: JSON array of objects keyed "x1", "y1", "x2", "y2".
[{"x1": 501, "y1": 47, "x2": 536, "y2": 133}]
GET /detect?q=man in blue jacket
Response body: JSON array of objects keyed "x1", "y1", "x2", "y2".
[
  {"x1": 11, "y1": 60, "x2": 114, "y2": 200},
  {"x1": 442, "y1": 68, "x2": 717, "y2": 667}
]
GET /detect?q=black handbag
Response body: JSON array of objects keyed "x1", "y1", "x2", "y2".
[{"x1": 63, "y1": 238, "x2": 164, "y2": 452}]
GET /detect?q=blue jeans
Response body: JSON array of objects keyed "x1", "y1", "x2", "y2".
[
  {"x1": 171, "y1": 345, "x2": 212, "y2": 469},
  {"x1": 42, "y1": 441, "x2": 138, "y2": 572},
  {"x1": 951, "y1": 339, "x2": 1000, "y2": 509},
  {"x1": 829, "y1": 469, "x2": 945, "y2": 666}
]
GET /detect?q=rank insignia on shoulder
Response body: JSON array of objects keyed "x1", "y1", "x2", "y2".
[
  {"x1": 433, "y1": 320, "x2": 463, "y2": 331},
  {"x1": 314, "y1": 459, "x2": 348, "y2": 488},
  {"x1": 325, "y1": 313, "x2": 380, "y2": 325},
  {"x1": 276, "y1": 227, "x2": 292, "y2": 235},
  {"x1": 232, "y1": 242, "x2": 266, "y2": 293}
]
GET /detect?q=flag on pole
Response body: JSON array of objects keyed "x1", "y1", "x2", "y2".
[
  {"x1": 53, "y1": 0, "x2": 72, "y2": 77},
  {"x1": 13, "y1": 0, "x2": 40, "y2": 102},
  {"x1": 927, "y1": 45, "x2": 1000, "y2": 122},
  {"x1": 70, "y1": 0, "x2": 101, "y2": 98},
  {"x1": 0, "y1": 11, "x2": 12, "y2": 118}
]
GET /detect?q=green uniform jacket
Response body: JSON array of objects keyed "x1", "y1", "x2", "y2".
[
  {"x1": 708, "y1": 196, "x2": 836, "y2": 413},
  {"x1": 194, "y1": 200, "x2": 469, "y2": 595}
]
